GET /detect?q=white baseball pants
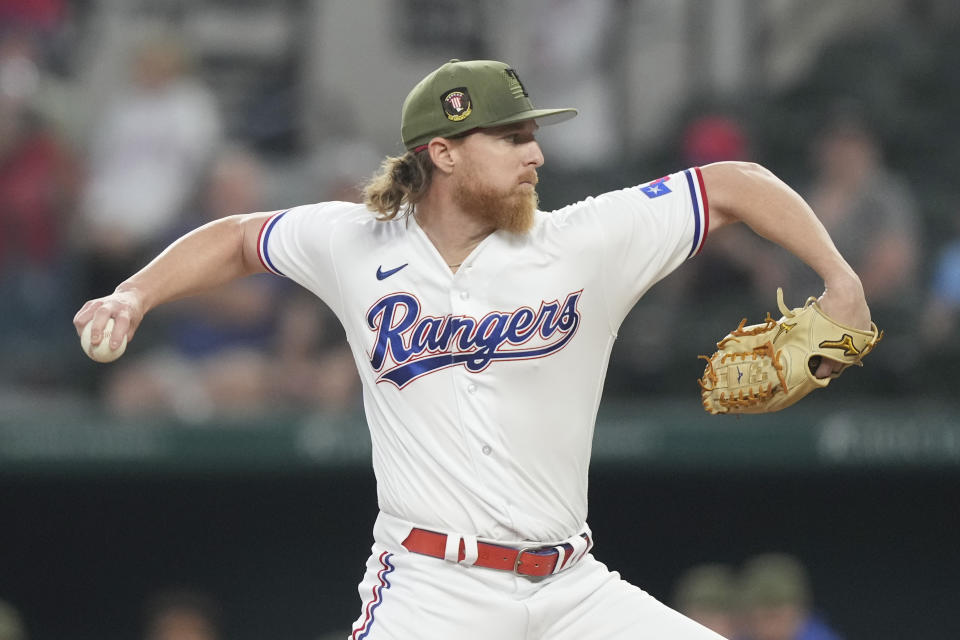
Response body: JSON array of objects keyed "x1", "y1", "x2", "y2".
[{"x1": 347, "y1": 513, "x2": 726, "y2": 640}]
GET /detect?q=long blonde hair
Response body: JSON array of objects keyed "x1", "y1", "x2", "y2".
[{"x1": 363, "y1": 150, "x2": 435, "y2": 220}]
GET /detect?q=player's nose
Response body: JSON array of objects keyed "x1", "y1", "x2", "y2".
[{"x1": 526, "y1": 140, "x2": 545, "y2": 168}]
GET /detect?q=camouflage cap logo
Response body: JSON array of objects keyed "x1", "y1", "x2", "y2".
[
  {"x1": 441, "y1": 87, "x2": 472, "y2": 122},
  {"x1": 504, "y1": 68, "x2": 528, "y2": 99}
]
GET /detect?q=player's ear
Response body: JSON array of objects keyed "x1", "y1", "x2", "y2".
[{"x1": 428, "y1": 137, "x2": 457, "y2": 175}]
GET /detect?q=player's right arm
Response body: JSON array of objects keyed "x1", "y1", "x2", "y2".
[{"x1": 72, "y1": 211, "x2": 274, "y2": 351}]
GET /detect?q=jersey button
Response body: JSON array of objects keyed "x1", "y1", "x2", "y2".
[
  {"x1": 467, "y1": 383, "x2": 477, "y2": 394},
  {"x1": 459, "y1": 290, "x2": 469, "y2": 300},
  {"x1": 481, "y1": 444, "x2": 492, "y2": 456}
]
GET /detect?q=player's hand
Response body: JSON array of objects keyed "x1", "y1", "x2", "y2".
[
  {"x1": 73, "y1": 288, "x2": 146, "y2": 350},
  {"x1": 812, "y1": 279, "x2": 872, "y2": 378}
]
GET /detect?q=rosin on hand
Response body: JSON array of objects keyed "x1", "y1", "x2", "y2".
[{"x1": 80, "y1": 317, "x2": 127, "y2": 363}]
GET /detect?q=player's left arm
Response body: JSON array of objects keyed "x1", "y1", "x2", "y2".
[{"x1": 700, "y1": 161, "x2": 871, "y2": 376}]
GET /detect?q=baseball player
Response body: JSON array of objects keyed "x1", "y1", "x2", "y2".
[{"x1": 74, "y1": 59, "x2": 872, "y2": 639}]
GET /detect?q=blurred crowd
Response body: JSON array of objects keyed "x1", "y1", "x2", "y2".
[
  {"x1": 2, "y1": 2, "x2": 959, "y2": 421},
  {"x1": 610, "y1": 103, "x2": 928, "y2": 395},
  {"x1": 0, "y1": 552, "x2": 837, "y2": 640},
  {"x1": 0, "y1": 588, "x2": 225, "y2": 640},
  {"x1": 672, "y1": 553, "x2": 843, "y2": 640},
  {"x1": 0, "y1": 7, "x2": 363, "y2": 420}
]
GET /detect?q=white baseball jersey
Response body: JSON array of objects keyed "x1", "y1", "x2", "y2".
[{"x1": 258, "y1": 167, "x2": 709, "y2": 544}]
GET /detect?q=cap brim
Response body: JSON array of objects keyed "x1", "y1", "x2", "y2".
[{"x1": 481, "y1": 107, "x2": 578, "y2": 129}]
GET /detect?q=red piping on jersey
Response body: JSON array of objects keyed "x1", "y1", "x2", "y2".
[
  {"x1": 256, "y1": 211, "x2": 282, "y2": 273},
  {"x1": 695, "y1": 166, "x2": 710, "y2": 252},
  {"x1": 255, "y1": 216, "x2": 271, "y2": 272}
]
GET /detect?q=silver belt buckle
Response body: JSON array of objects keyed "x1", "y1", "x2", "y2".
[{"x1": 513, "y1": 546, "x2": 540, "y2": 575}]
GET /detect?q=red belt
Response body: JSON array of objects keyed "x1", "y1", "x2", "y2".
[{"x1": 401, "y1": 527, "x2": 589, "y2": 577}]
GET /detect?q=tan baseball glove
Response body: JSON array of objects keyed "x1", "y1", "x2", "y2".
[{"x1": 698, "y1": 289, "x2": 882, "y2": 415}]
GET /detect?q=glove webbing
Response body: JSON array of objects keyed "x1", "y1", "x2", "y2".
[{"x1": 698, "y1": 341, "x2": 789, "y2": 412}]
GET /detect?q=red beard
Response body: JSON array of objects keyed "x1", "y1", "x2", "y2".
[{"x1": 453, "y1": 168, "x2": 539, "y2": 234}]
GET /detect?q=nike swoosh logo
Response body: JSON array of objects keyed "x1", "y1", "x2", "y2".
[{"x1": 376, "y1": 263, "x2": 408, "y2": 280}]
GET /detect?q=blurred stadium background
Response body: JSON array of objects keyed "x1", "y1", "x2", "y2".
[{"x1": 1, "y1": 1, "x2": 959, "y2": 639}]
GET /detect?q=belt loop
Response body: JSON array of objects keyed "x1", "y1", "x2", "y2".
[
  {"x1": 580, "y1": 523, "x2": 594, "y2": 550},
  {"x1": 461, "y1": 534, "x2": 478, "y2": 566},
  {"x1": 563, "y1": 529, "x2": 591, "y2": 569},
  {"x1": 575, "y1": 531, "x2": 594, "y2": 564},
  {"x1": 444, "y1": 533, "x2": 461, "y2": 562},
  {"x1": 550, "y1": 545, "x2": 568, "y2": 575}
]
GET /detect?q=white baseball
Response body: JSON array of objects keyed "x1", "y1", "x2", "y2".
[{"x1": 80, "y1": 317, "x2": 128, "y2": 363}]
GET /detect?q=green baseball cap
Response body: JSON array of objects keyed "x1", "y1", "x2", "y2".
[
  {"x1": 401, "y1": 59, "x2": 578, "y2": 151},
  {"x1": 0, "y1": 600, "x2": 25, "y2": 640},
  {"x1": 673, "y1": 564, "x2": 739, "y2": 612},
  {"x1": 739, "y1": 553, "x2": 812, "y2": 608}
]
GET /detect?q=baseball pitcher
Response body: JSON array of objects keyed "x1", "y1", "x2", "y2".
[{"x1": 74, "y1": 59, "x2": 875, "y2": 639}]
